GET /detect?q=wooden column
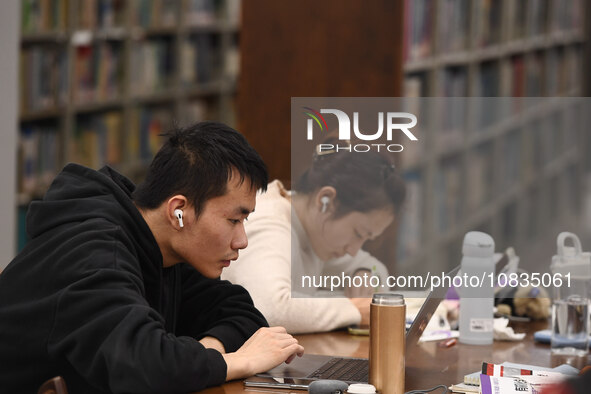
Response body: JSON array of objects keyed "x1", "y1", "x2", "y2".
[
  {"x1": 238, "y1": 0, "x2": 405, "y2": 268},
  {"x1": 238, "y1": 0, "x2": 404, "y2": 183}
]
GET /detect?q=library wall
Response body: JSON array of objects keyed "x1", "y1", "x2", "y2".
[{"x1": 1, "y1": 2, "x2": 20, "y2": 269}]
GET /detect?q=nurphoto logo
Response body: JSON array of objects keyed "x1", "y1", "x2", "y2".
[{"x1": 303, "y1": 107, "x2": 418, "y2": 153}]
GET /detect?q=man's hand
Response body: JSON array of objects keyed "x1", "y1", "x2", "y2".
[{"x1": 222, "y1": 327, "x2": 304, "y2": 381}]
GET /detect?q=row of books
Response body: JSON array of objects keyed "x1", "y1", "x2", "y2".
[
  {"x1": 402, "y1": 97, "x2": 582, "y2": 164},
  {"x1": 549, "y1": 0, "x2": 584, "y2": 33},
  {"x1": 507, "y1": 0, "x2": 571, "y2": 40},
  {"x1": 130, "y1": 38, "x2": 175, "y2": 95},
  {"x1": 19, "y1": 98, "x2": 218, "y2": 197},
  {"x1": 137, "y1": 0, "x2": 241, "y2": 28},
  {"x1": 436, "y1": 72, "x2": 467, "y2": 147},
  {"x1": 545, "y1": 46, "x2": 583, "y2": 96},
  {"x1": 437, "y1": 0, "x2": 469, "y2": 53},
  {"x1": 78, "y1": 0, "x2": 126, "y2": 30},
  {"x1": 69, "y1": 111, "x2": 123, "y2": 169},
  {"x1": 404, "y1": 0, "x2": 583, "y2": 62},
  {"x1": 21, "y1": 0, "x2": 126, "y2": 34},
  {"x1": 481, "y1": 47, "x2": 582, "y2": 101},
  {"x1": 21, "y1": 0, "x2": 241, "y2": 35},
  {"x1": 434, "y1": 156, "x2": 463, "y2": 232},
  {"x1": 396, "y1": 171, "x2": 422, "y2": 264},
  {"x1": 404, "y1": 44, "x2": 582, "y2": 100},
  {"x1": 394, "y1": 99, "x2": 582, "y2": 246},
  {"x1": 181, "y1": 98, "x2": 216, "y2": 124},
  {"x1": 465, "y1": 143, "x2": 493, "y2": 215},
  {"x1": 396, "y1": 160, "x2": 581, "y2": 265},
  {"x1": 180, "y1": 34, "x2": 223, "y2": 84},
  {"x1": 186, "y1": 0, "x2": 222, "y2": 26},
  {"x1": 128, "y1": 106, "x2": 171, "y2": 161},
  {"x1": 19, "y1": 123, "x2": 60, "y2": 195},
  {"x1": 21, "y1": 0, "x2": 68, "y2": 34},
  {"x1": 187, "y1": 0, "x2": 241, "y2": 26},
  {"x1": 69, "y1": 107, "x2": 177, "y2": 168},
  {"x1": 129, "y1": 100, "x2": 217, "y2": 161},
  {"x1": 129, "y1": 0, "x2": 241, "y2": 29},
  {"x1": 20, "y1": 36, "x2": 234, "y2": 111},
  {"x1": 132, "y1": 0, "x2": 179, "y2": 28},
  {"x1": 74, "y1": 42, "x2": 123, "y2": 104},
  {"x1": 128, "y1": 100, "x2": 216, "y2": 161},
  {"x1": 475, "y1": 0, "x2": 502, "y2": 48},
  {"x1": 20, "y1": 45, "x2": 68, "y2": 114},
  {"x1": 403, "y1": 0, "x2": 434, "y2": 62}
]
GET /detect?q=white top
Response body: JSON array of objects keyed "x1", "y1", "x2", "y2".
[{"x1": 221, "y1": 180, "x2": 388, "y2": 334}]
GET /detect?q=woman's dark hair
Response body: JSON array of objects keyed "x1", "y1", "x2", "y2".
[
  {"x1": 133, "y1": 121, "x2": 268, "y2": 217},
  {"x1": 293, "y1": 142, "x2": 406, "y2": 218}
]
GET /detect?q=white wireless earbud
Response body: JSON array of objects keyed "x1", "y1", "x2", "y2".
[
  {"x1": 320, "y1": 196, "x2": 330, "y2": 213},
  {"x1": 174, "y1": 209, "x2": 184, "y2": 228}
]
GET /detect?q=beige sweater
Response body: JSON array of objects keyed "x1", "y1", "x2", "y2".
[{"x1": 221, "y1": 180, "x2": 388, "y2": 334}]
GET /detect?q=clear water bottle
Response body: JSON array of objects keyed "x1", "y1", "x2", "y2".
[
  {"x1": 550, "y1": 232, "x2": 591, "y2": 366},
  {"x1": 459, "y1": 231, "x2": 495, "y2": 345}
]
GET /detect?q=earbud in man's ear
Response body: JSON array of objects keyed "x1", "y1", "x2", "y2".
[
  {"x1": 174, "y1": 209, "x2": 184, "y2": 228},
  {"x1": 320, "y1": 196, "x2": 330, "y2": 213}
]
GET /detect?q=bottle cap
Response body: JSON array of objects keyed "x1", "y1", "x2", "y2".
[
  {"x1": 462, "y1": 231, "x2": 494, "y2": 257},
  {"x1": 372, "y1": 293, "x2": 404, "y2": 306},
  {"x1": 347, "y1": 384, "x2": 376, "y2": 394},
  {"x1": 551, "y1": 232, "x2": 591, "y2": 279}
]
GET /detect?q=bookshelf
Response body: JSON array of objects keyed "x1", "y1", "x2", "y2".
[
  {"x1": 17, "y1": 0, "x2": 241, "y2": 250},
  {"x1": 13, "y1": 0, "x2": 591, "y2": 275},
  {"x1": 397, "y1": 0, "x2": 588, "y2": 276}
]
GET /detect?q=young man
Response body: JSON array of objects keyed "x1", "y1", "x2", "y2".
[{"x1": 0, "y1": 122, "x2": 303, "y2": 393}]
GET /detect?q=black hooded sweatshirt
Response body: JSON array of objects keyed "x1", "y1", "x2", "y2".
[{"x1": 0, "y1": 164, "x2": 268, "y2": 393}]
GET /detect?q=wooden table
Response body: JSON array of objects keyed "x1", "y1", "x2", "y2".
[{"x1": 200, "y1": 320, "x2": 589, "y2": 394}]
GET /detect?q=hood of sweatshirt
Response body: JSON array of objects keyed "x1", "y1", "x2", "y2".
[{"x1": 26, "y1": 163, "x2": 161, "y2": 265}]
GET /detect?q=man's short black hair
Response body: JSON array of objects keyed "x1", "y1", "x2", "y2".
[{"x1": 133, "y1": 121, "x2": 268, "y2": 216}]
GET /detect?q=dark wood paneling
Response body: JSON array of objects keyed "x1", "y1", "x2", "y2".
[{"x1": 238, "y1": 0, "x2": 404, "y2": 184}]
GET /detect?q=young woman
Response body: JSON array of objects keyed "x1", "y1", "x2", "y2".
[{"x1": 222, "y1": 145, "x2": 406, "y2": 333}]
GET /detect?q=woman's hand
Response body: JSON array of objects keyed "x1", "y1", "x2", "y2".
[
  {"x1": 344, "y1": 269, "x2": 375, "y2": 298},
  {"x1": 349, "y1": 297, "x2": 371, "y2": 326},
  {"x1": 223, "y1": 327, "x2": 304, "y2": 381}
]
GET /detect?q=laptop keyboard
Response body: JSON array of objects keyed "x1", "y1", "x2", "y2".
[{"x1": 307, "y1": 357, "x2": 368, "y2": 382}]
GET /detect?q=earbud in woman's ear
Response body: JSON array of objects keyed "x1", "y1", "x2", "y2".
[
  {"x1": 320, "y1": 196, "x2": 330, "y2": 213},
  {"x1": 174, "y1": 209, "x2": 184, "y2": 228}
]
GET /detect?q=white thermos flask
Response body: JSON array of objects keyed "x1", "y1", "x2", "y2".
[{"x1": 459, "y1": 231, "x2": 495, "y2": 345}]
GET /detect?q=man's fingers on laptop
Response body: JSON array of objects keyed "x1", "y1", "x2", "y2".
[
  {"x1": 284, "y1": 344, "x2": 305, "y2": 364},
  {"x1": 224, "y1": 327, "x2": 304, "y2": 378}
]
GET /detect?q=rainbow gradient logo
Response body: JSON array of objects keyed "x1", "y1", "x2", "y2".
[{"x1": 303, "y1": 107, "x2": 328, "y2": 139}]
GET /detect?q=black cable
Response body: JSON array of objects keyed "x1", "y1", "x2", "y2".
[{"x1": 405, "y1": 384, "x2": 448, "y2": 394}]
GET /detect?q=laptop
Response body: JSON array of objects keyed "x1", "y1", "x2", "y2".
[{"x1": 244, "y1": 265, "x2": 461, "y2": 390}]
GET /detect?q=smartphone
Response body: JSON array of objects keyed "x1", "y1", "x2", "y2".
[{"x1": 347, "y1": 324, "x2": 370, "y2": 336}]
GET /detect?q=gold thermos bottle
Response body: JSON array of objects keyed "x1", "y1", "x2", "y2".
[{"x1": 369, "y1": 293, "x2": 405, "y2": 394}]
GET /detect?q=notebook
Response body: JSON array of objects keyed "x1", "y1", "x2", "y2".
[
  {"x1": 244, "y1": 266, "x2": 460, "y2": 390},
  {"x1": 461, "y1": 362, "x2": 580, "y2": 387}
]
